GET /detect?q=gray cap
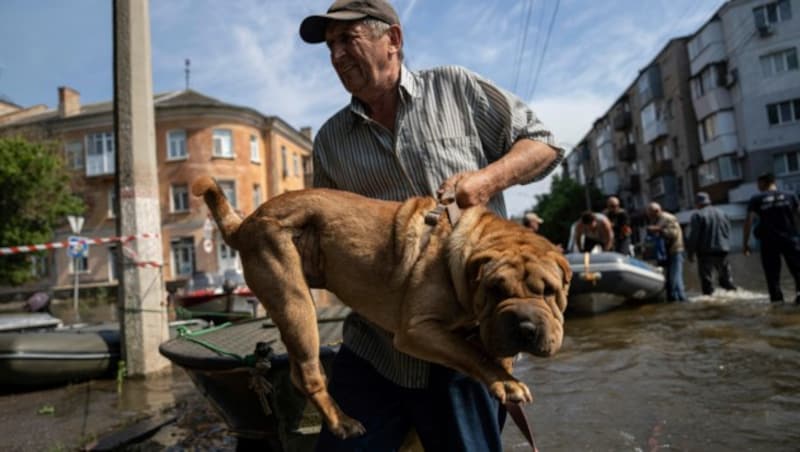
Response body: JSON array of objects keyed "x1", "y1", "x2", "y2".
[
  {"x1": 695, "y1": 192, "x2": 711, "y2": 206},
  {"x1": 299, "y1": 0, "x2": 400, "y2": 44}
]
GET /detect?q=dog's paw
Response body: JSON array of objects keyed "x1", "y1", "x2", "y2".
[
  {"x1": 489, "y1": 379, "x2": 533, "y2": 404},
  {"x1": 330, "y1": 415, "x2": 366, "y2": 439}
]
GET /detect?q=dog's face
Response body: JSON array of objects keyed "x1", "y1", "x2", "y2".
[{"x1": 467, "y1": 234, "x2": 571, "y2": 358}]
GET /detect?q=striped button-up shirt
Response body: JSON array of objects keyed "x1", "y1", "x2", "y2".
[{"x1": 313, "y1": 64, "x2": 563, "y2": 388}]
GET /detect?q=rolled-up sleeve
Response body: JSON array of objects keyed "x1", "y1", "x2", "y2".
[{"x1": 474, "y1": 75, "x2": 564, "y2": 183}]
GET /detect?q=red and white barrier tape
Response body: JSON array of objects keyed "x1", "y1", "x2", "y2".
[
  {"x1": 122, "y1": 244, "x2": 162, "y2": 268},
  {"x1": 0, "y1": 233, "x2": 160, "y2": 256}
]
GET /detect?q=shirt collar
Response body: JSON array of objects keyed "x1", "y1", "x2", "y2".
[{"x1": 346, "y1": 65, "x2": 419, "y2": 127}]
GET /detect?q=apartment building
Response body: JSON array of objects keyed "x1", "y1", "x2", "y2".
[
  {"x1": 565, "y1": 0, "x2": 800, "y2": 250},
  {"x1": 0, "y1": 87, "x2": 313, "y2": 296}
]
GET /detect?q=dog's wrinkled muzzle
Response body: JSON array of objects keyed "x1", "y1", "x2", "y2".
[{"x1": 481, "y1": 298, "x2": 564, "y2": 358}]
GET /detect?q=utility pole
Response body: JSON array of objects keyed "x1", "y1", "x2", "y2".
[{"x1": 113, "y1": 0, "x2": 170, "y2": 376}]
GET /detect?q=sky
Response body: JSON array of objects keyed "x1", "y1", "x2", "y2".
[{"x1": 0, "y1": 0, "x2": 727, "y2": 217}]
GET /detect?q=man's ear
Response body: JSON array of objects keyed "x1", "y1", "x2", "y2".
[{"x1": 387, "y1": 24, "x2": 403, "y2": 57}]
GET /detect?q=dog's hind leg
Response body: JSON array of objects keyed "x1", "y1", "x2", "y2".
[{"x1": 240, "y1": 218, "x2": 365, "y2": 439}]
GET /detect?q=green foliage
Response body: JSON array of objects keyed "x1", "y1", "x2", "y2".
[
  {"x1": 0, "y1": 137, "x2": 83, "y2": 285},
  {"x1": 530, "y1": 176, "x2": 604, "y2": 247}
]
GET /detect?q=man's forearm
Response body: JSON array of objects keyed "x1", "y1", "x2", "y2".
[{"x1": 482, "y1": 139, "x2": 560, "y2": 196}]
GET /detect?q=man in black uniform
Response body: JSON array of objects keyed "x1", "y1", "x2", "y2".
[{"x1": 743, "y1": 173, "x2": 800, "y2": 303}]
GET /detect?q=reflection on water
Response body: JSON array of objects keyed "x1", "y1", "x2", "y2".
[{"x1": 505, "y1": 253, "x2": 800, "y2": 451}]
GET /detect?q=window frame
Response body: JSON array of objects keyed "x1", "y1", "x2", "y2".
[
  {"x1": 249, "y1": 134, "x2": 260, "y2": 163},
  {"x1": 212, "y1": 129, "x2": 234, "y2": 159},
  {"x1": 171, "y1": 184, "x2": 190, "y2": 213},
  {"x1": 171, "y1": 237, "x2": 195, "y2": 277},
  {"x1": 167, "y1": 129, "x2": 188, "y2": 161},
  {"x1": 85, "y1": 131, "x2": 115, "y2": 176}
]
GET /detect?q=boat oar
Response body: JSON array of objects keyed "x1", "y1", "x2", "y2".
[{"x1": 580, "y1": 252, "x2": 602, "y2": 285}]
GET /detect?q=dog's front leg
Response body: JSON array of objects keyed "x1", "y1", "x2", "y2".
[{"x1": 393, "y1": 318, "x2": 532, "y2": 404}]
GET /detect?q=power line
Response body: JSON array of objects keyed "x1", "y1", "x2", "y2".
[
  {"x1": 512, "y1": 0, "x2": 535, "y2": 94},
  {"x1": 528, "y1": 0, "x2": 560, "y2": 100}
]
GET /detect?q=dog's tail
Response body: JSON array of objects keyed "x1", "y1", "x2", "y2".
[{"x1": 192, "y1": 176, "x2": 242, "y2": 249}]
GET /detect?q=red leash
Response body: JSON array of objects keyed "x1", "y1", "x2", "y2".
[{"x1": 505, "y1": 401, "x2": 539, "y2": 452}]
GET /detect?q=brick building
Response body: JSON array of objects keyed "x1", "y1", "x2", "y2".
[{"x1": 0, "y1": 87, "x2": 313, "y2": 296}]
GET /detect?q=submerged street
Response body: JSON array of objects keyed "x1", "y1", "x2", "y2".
[{"x1": 1, "y1": 253, "x2": 799, "y2": 451}]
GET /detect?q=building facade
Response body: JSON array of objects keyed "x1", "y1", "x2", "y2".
[
  {"x1": 0, "y1": 88, "x2": 312, "y2": 296},
  {"x1": 564, "y1": 0, "x2": 800, "y2": 250}
]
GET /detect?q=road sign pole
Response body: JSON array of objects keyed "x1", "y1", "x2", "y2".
[{"x1": 73, "y1": 257, "x2": 81, "y2": 322}]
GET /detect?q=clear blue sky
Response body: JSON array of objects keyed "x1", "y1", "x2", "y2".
[{"x1": 0, "y1": 0, "x2": 725, "y2": 216}]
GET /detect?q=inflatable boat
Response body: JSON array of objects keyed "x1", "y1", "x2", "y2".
[{"x1": 566, "y1": 252, "x2": 665, "y2": 314}]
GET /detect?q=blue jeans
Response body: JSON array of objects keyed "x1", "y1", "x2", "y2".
[
  {"x1": 314, "y1": 346, "x2": 506, "y2": 452},
  {"x1": 660, "y1": 252, "x2": 687, "y2": 301}
]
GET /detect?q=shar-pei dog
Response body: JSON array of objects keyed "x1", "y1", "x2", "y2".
[{"x1": 192, "y1": 176, "x2": 571, "y2": 438}]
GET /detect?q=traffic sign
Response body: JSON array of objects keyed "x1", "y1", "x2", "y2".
[
  {"x1": 67, "y1": 236, "x2": 89, "y2": 258},
  {"x1": 67, "y1": 215, "x2": 84, "y2": 234},
  {"x1": 202, "y1": 238, "x2": 214, "y2": 254}
]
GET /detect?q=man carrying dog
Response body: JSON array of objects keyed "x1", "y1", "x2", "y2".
[{"x1": 299, "y1": 0, "x2": 563, "y2": 449}]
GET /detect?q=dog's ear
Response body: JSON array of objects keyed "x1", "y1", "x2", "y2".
[{"x1": 466, "y1": 254, "x2": 492, "y2": 286}]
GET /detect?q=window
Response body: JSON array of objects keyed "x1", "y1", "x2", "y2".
[
  {"x1": 65, "y1": 141, "x2": 84, "y2": 169},
  {"x1": 293, "y1": 153, "x2": 300, "y2": 176},
  {"x1": 760, "y1": 48, "x2": 799, "y2": 76},
  {"x1": 767, "y1": 99, "x2": 800, "y2": 126},
  {"x1": 171, "y1": 238, "x2": 195, "y2": 277},
  {"x1": 212, "y1": 129, "x2": 233, "y2": 158},
  {"x1": 108, "y1": 246, "x2": 119, "y2": 282},
  {"x1": 719, "y1": 156, "x2": 741, "y2": 180},
  {"x1": 30, "y1": 253, "x2": 48, "y2": 278},
  {"x1": 108, "y1": 188, "x2": 117, "y2": 218},
  {"x1": 69, "y1": 255, "x2": 89, "y2": 274},
  {"x1": 253, "y1": 184, "x2": 262, "y2": 209},
  {"x1": 754, "y1": 0, "x2": 792, "y2": 27},
  {"x1": 86, "y1": 132, "x2": 115, "y2": 176},
  {"x1": 699, "y1": 115, "x2": 717, "y2": 143},
  {"x1": 250, "y1": 135, "x2": 260, "y2": 163},
  {"x1": 650, "y1": 178, "x2": 665, "y2": 197},
  {"x1": 171, "y1": 184, "x2": 189, "y2": 212},
  {"x1": 218, "y1": 181, "x2": 237, "y2": 208},
  {"x1": 655, "y1": 141, "x2": 671, "y2": 161},
  {"x1": 281, "y1": 146, "x2": 288, "y2": 178},
  {"x1": 774, "y1": 151, "x2": 800, "y2": 175},
  {"x1": 167, "y1": 130, "x2": 187, "y2": 160},
  {"x1": 691, "y1": 63, "x2": 727, "y2": 99}
]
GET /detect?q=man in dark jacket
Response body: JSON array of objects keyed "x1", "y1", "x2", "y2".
[
  {"x1": 686, "y1": 192, "x2": 737, "y2": 295},
  {"x1": 743, "y1": 173, "x2": 800, "y2": 303}
]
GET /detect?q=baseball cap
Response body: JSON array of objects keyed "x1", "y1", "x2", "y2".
[
  {"x1": 299, "y1": 0, "x2": 400, "y2": 44},
  {"x1": 695, "y1": 192, "x2": 711, "y2": 206}
]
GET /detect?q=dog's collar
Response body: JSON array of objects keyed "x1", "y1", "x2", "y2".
[
  {"x1": 424, "y1": 188, "x2": 463, "y2": 226},
  {"x1": 424, "y1": 201, "x2": 462, "y2": 226}
]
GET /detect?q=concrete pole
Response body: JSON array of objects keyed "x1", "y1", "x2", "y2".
[{"x1": 113, "y1": 0, "x2": 170, "y2": 376}]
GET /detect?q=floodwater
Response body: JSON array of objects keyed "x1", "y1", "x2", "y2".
[
  {"x1": 506, "y1": 253, "x2": 800, "y2": 451},
  {"x1": 4, "y1": 253, "x2": 800, "y2": 451}
]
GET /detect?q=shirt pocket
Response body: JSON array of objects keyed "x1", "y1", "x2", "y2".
[{"x1": 418, "y1": 136, "x2": 485, "y2": 186}]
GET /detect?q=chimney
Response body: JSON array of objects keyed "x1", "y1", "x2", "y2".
[
  {"x1": 299, "y1": 126, "x2": 313, "y2": 141},
  {"x1": 58, "y1": 86, "x2": 81, "y2": 117}
]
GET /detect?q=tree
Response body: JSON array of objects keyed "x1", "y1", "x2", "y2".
[
  {"x1": 0, "y1": 137, "x2": 84, "y2": 285},
  {"x1": 529, "y1": 175, "x2": 604, "y2": 248}
]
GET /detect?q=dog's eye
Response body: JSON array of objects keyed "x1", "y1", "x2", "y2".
[{"x1": 488, "y1": 283, "x2": 506, "y2": 300}]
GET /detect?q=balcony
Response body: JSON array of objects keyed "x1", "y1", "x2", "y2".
[
  {"x1": 649, "y1": 159, "x2": 674, "y2": 177},
  {"x1": 613, "y1": 111, "x2": 632, "y2": 131},
  {"x1": 642, "y1": 118, "x2": 668, "y2": 144},
  {"x1": 617, "y1": 143, "x2": 637, "y2": 161},
  {"x1": 693, "y1": 87, "x2": 733, "y2": 121}
]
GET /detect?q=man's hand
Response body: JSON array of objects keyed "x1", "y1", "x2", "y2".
[
  {"x1": 743, "y1": 244, "x2": 751, "y2": 256},
  {"x1": 437, "y1": 170, "x2": 497, "y2": 208}
]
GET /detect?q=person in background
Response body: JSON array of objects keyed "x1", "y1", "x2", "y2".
[
  {"x1": 603, "y1": 196, "x2": 633, "y2": 256},
  {"x1": 522, "y1": 212, "x2": 543, "y2": 233},
  {"x1": 574, "y1": 211, "x2": 613, "y2": 252},
  {"x1": 299, "y1": 0, "x2": 564, "y2": 449},
  {"x1": 646, "y1": 202, "x2": 687, "y2": 302},
  {"x1": 743, "y1": 172, "x2": 800, "y2": 303},
  {"x1": 686, "y1": 192, "x2": 736, "y2": 295}
]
